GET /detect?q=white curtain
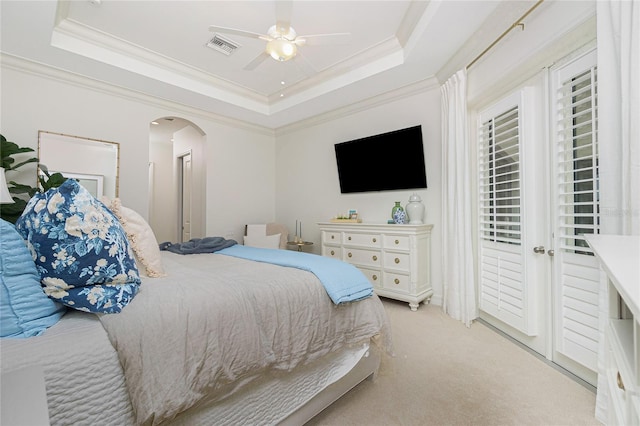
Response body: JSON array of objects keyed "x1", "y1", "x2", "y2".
[
  {"x1": 440, "y1": 69, "x2": 477, "y2": 327},
  {"x1": 598, "y1": 0, "x2": 640, "y2": 236},
  {"x1": 595, "y1": 0, "x2": 640, "y2": 422}
]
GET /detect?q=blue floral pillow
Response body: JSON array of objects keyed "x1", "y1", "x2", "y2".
[{"x1": 15, "y1": 179, "x2": 141, "y2": 314}]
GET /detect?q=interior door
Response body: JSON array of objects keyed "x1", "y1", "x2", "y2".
[{"x1": 180, "y1": 153, "x2": 192, "y2": 243}]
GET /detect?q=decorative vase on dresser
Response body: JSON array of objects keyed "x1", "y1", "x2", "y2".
[
  {"x1": 318, "y1": 222, "x2": 433, "y2": 311},
  {"x1": 405, "y1": 193, "x2": 425, "y2": 224},
  {"x1": 391, "y1": 202, "x2": 405, "y2": 224}
]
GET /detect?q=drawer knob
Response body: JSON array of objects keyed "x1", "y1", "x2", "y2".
[
  {"x1": 372, "y1": 238, "x2": 377, "y2": 243},
  {"x1": 348, "y1": 236, "x2": 352, "y2": 241},
  {"x1": 372, "y1": 255, "x2": 377, "y2": 261},
  {"x1": 331, "y1": 235, "x2": 335, "y2": 239},
  {"x1": 395, "y1": 239, "x2": 399, "y2": 244},
  {"x1": 372, "y1": 275, "x2": 378, "y2": 281},
  {"x1": 348, "y1": 252, "x2": 352, "y2": 258},
  {"x1": 616, "y1": 371, "x2": 625, "y2": 391},
  {"x1": 330, "y1": 250, "x2": 335, "y2": 256},
  {"x1": 394, "y1": 278, "x2": 400, "y2": 285},
  {"x1": 395, "y1": 258, "x2": 400, "y2": 264}
]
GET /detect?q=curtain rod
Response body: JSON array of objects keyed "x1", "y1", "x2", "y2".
[{"x1": 466, "y1": 0, "x2": 545, "y2": 70}]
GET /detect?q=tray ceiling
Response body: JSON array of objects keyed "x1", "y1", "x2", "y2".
[{"x1": 1, "y1": 1, "x2": 536, "y2": 129}]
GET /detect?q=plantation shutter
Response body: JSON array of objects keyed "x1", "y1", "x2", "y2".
[
  {"x1": 556, "y1": 67, "x2": 599, "y2": 254},
  {"x1": 479, "y1": 105, "x2": 521, "y2": 246},
  {"x1": 478, "y1": 91, "x2": 536, "y2": 335},
  {"x1": 553, "y1": 55, "x2": 600, "y2": 370}
]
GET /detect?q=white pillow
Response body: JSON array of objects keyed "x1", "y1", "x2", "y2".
[
  {"x1": 101, "y1": 196, "x2": 167, "y2": 278},
  {"x1": 243, "y1": 233, "x2": 281, "y2": 249}
]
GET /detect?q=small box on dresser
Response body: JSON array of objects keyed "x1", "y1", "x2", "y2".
[{"x1": 318, "y1": 222, "x2": 433, "y2": 311}]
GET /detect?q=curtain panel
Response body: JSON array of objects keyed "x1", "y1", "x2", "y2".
[
  {"x1": 595, "y1": 0, "x2": 640, "y2": 422},
  {"x1": 440, "y1": 69, "x2": 477, "y2": 327}
]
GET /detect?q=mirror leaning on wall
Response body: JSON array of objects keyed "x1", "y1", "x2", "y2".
[{"x1": 37, "y1": 131, "x2": 120, "y2": 199}]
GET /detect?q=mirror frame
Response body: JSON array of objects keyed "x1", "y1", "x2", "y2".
[{"x1": 37, "y1": 131, "x2": 120, "y2": 197}]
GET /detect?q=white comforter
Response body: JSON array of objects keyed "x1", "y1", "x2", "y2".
[{"x1": 99, "y1": 251, "x2": 391, "y2": 425}]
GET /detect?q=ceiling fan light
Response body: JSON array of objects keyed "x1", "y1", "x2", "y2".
[{"x1": 266, "y1": 38, "x2": 297, "y2": 62}]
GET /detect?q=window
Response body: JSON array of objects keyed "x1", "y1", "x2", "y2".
[
  {"x1": 479, "y1": 105, "x2": 521, "y2": 245},
  {"x1": 556, "y1": 66, "x2": 599, "y2": 254}
]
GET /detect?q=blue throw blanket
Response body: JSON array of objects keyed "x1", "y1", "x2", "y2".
[
  {"x1": 217, "y1": 245, "x2": 373, "y2": 305},
  {"x1": 159, "y1": 237, "x2": 237, "y2": 255}
]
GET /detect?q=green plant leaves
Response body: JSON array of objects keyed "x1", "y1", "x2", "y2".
[
  {"x1": 1, "y1": 135, "x2": 38, "y2": 171},
  {"x1": 38, "y1": 171, "x2": 67, "y2": 192},
  {"x1": 1, "y1": 133, "x2": 69, "y2": 223}
]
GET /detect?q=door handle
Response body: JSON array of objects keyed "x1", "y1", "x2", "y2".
[
  {"x1": 547, "y1": 249, "x2": 554, "y2": 257},
  {"x1": 533, "y1": 246, "x2": 545, "y2": 254}
]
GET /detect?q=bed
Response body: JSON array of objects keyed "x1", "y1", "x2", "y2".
[
  {"x1": 1, "y1": 251, "x2": 391, "y2": 425},
  {"x1": 0, "y1": 180, "x2": 392, "y2": 425}
]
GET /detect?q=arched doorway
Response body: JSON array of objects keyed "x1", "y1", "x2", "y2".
[{"x1": 149, "y1": 117, "x2": 206, "y2": 244}]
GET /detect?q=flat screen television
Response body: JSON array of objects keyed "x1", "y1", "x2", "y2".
[{"x1": 334, "y1": 125, "x2": 427, "y2": 193}]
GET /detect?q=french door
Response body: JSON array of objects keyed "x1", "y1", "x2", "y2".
[
  {"x1": 477, "y1": 86, "x2": 548, "y2": 357},
  {"x1": 477, "y1": 49, "x2": 600, "y2": 385},
  {"x1": 550, "y1": 50, "x2": 600, "y2": 383}
]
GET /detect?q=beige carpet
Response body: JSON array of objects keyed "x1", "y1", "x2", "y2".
[{"x1": 307, "y1": 299, "x2": 600, "y2": 426}]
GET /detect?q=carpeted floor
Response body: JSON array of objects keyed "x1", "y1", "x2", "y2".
[{"x1": 307, "y1": 298, "x2": 600, "y2": 426}]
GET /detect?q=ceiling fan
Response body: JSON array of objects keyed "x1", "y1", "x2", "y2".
[{"x1": 209, "y1": 1, "x2": 350, "y2": 73}]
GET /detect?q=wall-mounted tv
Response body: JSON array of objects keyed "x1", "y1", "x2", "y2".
[{"x1": 334, "y1": 125, "x2": 427, "y2": 194}]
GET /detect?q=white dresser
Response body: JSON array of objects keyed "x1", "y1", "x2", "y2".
[
  {"x1": 318, "y1": 222, "x2": 433, "y2": 311},
  {"x1": 587, "y1": 235, "x2": 639, "y2": 426}
]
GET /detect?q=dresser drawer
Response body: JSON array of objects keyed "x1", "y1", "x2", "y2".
[
  {"x1": 383, "y1": 272, "x2": 410, "y2": 293},
  {"x1": 344, "y1": 248, "x2": 381, "y2": 268},
  {"x1": 344, "y1": 232, "x2": 381, "y2": 248},
  {"x1": 323, "y1": 231, "x2": 342, "y2": 244},
  {"x1": 383, "y1": 234, "x2": 410, "y2": 250},
  {"x1": 384, "y1": 252, "x2": 410, "y2": 272},
  {"x1": 359, "y1": 267, "x2": 382, "y2": 288},
  {"x1": 322, "y1": 246, "x2": 342, "y2": 259}
]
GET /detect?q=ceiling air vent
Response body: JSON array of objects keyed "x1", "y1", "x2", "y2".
[{"x1": 206, "y1": 34, "x2": 241, "y2": 56}]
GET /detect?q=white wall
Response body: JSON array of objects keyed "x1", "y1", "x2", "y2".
[
  {"x1": 149, "y1": 139, "x2": 175, "y2": 243},
  {"x1": 275, "y1": 83, "x2": 444, "y2": 303},
  {"x1": 0, "y1": 62, "x2": 276, "y2": 244},
  {"x1": 204, "y1": 122, "x2": 277, "y2": 240},
  {"x1": 467, "y1": 1, "x2": 596, "y2": 108}
]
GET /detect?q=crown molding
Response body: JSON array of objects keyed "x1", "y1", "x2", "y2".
[
  {"x1": 51, "y1": 17, "x2": 269, "y2": 113},
  {"x1": 1, "y1": 53, "x2": 275, "y2": 136},
  {"x1": 275, "y1": 76, "x2": 440, "y2": 136},
  {"x1": 3, "y1": 53, "x2": 439, "y2": 138},
  {"x1": 51, "y1": 9, "x2": 421, "y2": 119},
  {"x1": 270, "y1": 37, "x2": 403, "y2": 106}
]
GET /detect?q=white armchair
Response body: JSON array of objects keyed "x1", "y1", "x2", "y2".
[{"x1": 244, "y1": 223, "x2": 289, "y2": 249}]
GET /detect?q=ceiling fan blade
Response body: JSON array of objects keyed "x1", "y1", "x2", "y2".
[
  {"x1": 293, "y1": 51, "x2": 316, "y2": 76},
  {"x1": 275, "y1": 0, "x2": 293, "y2": 34},
  {"x1": 295, "y1": 33, "x2": 351, "y2": 46},
  {"x1": 243, "y1": 52, "x2": 269, "y2": 71},
  {"x1": 209, "y1": 25, "x2": 270, "y2": 41}
]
